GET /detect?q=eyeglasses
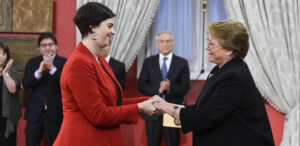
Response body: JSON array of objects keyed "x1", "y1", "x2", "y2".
[
  {"x1": 40, "y1": 43, "x2": 55, "y2": 48},
  {"x1": 207, "y1": 40, "x2": 221, "y2": 49}
]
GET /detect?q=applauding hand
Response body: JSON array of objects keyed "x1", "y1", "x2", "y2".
[{"x1": 2, "y1": 59, "x2": 13, "y2": 74}]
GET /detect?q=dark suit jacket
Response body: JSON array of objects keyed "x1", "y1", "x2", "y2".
[
  {"x1": 23, "y1": 55, "x2": 66, "y2": 122},
  {"x1": 138, "y1": 54, "x2": 190, "y2": 120},
  {"x1": 180, "y1": 58, "x2": 274, "y2": 146},
  {"x1": 109, "y1": 57, "x2": 126, "y2": 89}
]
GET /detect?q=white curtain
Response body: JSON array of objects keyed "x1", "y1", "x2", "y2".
[
  {"x1": 76, "y1": 0, "x2": 160, "y2": 70},
  {"x1": 224, "y1": 0, "x2": 300, "y2": 146},
  {"x1": 137, "y1": 0, "x2": 227, "y2": 79}
]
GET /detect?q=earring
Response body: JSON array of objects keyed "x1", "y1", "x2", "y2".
[
  {"x1": 227, "y1": 55, "x2": 230, "y2": 60},
  {"x1": 91, "y1": 31, "x2": 98, "y2": 40}
]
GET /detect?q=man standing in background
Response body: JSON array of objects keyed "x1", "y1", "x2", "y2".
[
  {"x1": 138, "y1": 32, "x2": 190, "y2": 146},
  {"x1": 23, "y1": 32, "x2": 66, "y2": 146}
]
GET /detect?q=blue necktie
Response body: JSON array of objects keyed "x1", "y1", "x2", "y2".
[
  {"x1": 162, "y1": 57, "x2": 168, "y2": 80},
  {"x1": 161, "y1": 57, "x2": 168, "y2": 99}
]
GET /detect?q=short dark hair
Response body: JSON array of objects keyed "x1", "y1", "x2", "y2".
[
  {"x1": 0, "y1": 42, "x2": 11, "y2": 64},
  {"x1": 73, "y1": 2, "x2": 115, "y2": 39},
  {"x1": 38, "y1": 32, "x2": 57, "y2": 47}
]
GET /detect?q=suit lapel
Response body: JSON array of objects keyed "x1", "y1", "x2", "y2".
[
  {"x1": 53, "y1": 55, "x2": 59, "y2": 67},
  {"x1": 195, "y1": 73, "x2": 218, "y2": 108},
  {"x1": 154, "y1": 55, "x2": 163, "y2": 80},
  {"x1": 99, "y1": 56, "x2": 123, "y2": 105},
  {"x1": 37, "y1": 56, "x2": 43, "y2": 65},
  {"x1": 99, "y1": 56, "x2": 123, "y2": 91},
  {"x1": 167, "y1": 54, "x2": 176, "y2": 79}
]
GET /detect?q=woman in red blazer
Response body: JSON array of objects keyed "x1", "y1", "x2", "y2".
[{"x1": 53, "y1": 2, "x2": 157, "y2": 146}]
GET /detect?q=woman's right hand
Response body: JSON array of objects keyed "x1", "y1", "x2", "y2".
[
  {"x1": 138, "y1": 97, "x2": 157, "y2": 116},
  {"x1": 151, "y1": 95, "x2": 167, "y2": 112}
]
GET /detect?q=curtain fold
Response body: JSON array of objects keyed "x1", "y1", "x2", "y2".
[
  {"x1": 223, "y1": 0, "x2": 300, "y2": 145},
  {"x1": 76, "y1": 0, "x2": 160, "y2": 70}
]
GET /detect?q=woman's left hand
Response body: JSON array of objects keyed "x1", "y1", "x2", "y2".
[{"x1": 174, "y1": 118, "x2": 181, "y2": 126}]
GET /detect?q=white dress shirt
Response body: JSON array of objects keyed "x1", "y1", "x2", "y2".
[{"x1": 159, "y1": 52, "x2": 173, "y2": 72}]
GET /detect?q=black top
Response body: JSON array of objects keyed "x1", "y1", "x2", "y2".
[{"x1": 180, "y1": 58, "x2": 274, "y2": 146}]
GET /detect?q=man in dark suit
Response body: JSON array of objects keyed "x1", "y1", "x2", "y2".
[
  {"x1": 22, "y1": 32, "x2": 66, "y2": 146},
  {"x1": 138, "y1": 32, "x2": 190, "y2": 146},
  {"x1": 100, "y1": 44, "x2": 126, "y2": 89}
]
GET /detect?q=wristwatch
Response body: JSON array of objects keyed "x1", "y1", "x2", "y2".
[{"x1": 172, "y1": 105, "x2": 179, "y2": 117}]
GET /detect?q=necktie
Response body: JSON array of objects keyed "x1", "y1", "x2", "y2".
[
  {"x1": 161, "y1": 57, "x2": 168, "y2": 99},
  {"x1": 162, "y1": 57, "x2": 168, "y2": 80}
]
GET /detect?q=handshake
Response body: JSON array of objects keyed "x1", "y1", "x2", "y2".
[{"x1": 137, "y1": 95, "x2": 184, "y2": 126}]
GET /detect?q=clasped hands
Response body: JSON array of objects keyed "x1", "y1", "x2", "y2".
[
  {"x1": 138, "y1": 95, "x2": 183, "y2": 126},
  {"x1": 159, "y1": 79, "x2": 170, "y2": 94},
  {"x1": 38, "y1": 55, "x2": 54, "y2": 74}
]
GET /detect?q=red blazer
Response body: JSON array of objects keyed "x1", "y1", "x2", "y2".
[{"x1": 54, "y1": 43, "x2": 148, "y2": 146}]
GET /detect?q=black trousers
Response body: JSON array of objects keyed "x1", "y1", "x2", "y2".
[
  {"x1": 145, "y1": 117, "x2": 180, "y2": 146},
  {"x1": 26, "y1": 111, "x2": 61, "y2": 146},
  {"x1": 0, "y1": 116, "x2": 16, "y2": 146}
]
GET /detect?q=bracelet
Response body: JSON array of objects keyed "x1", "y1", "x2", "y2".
[{"x1": 172, "y1": 105, "x2": 179, "y2": 117}]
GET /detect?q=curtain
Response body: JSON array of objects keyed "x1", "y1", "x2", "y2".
[
  {"x1": 76, "y1": 0, "x2": 160, "y2": 70},
  {"x1": 137, "y1": 0, "x2": 227, "y2": 79},
  {"x1": 224, "y1": 0, "x2": 300, "y2": 145}
]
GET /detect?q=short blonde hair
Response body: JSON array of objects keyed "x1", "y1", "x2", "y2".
[{"x1": 207, "y1": 20, "x2": 249, "y2": 58}]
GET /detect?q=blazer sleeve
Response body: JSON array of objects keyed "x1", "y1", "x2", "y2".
[
  {"x1": 123, "y1": 96, "x2": 149, "y2": 105},
  {"x1": 180, "y1": 73, "x2": 245, "y2": 133},
  {"x1": 22, "y1": 59, "x2": 40, "y2": 90},
  {"x1": 66, "y1": 58, "x2": 140, "y2": 127},
  {"x1": 137, "y1": 59, "x2": 160, "y2": 96},
  {"x1": 168, "y1": 59, "x2": 190, "y2": 97}
]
